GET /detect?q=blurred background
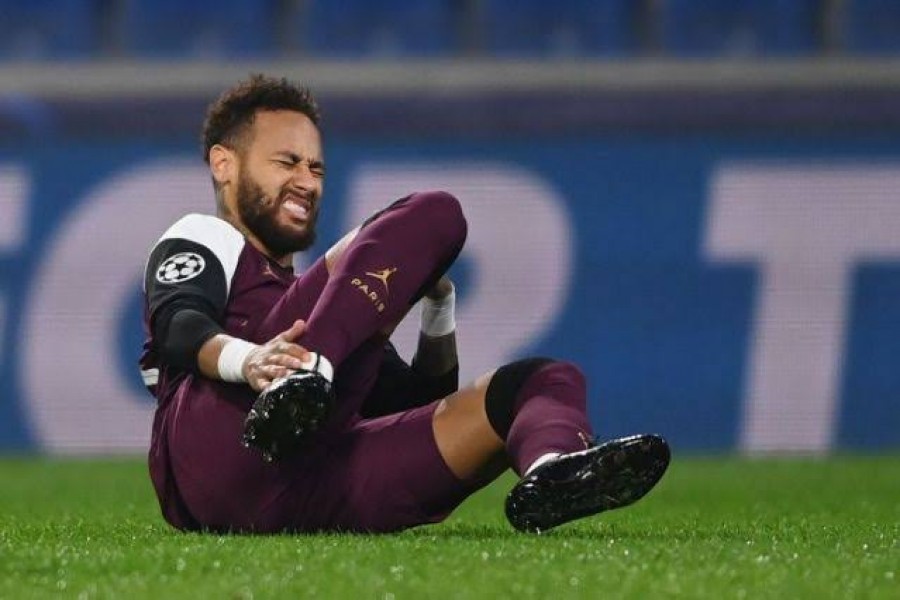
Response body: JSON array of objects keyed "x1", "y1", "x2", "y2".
[{"x1": 0, "y1": 0, "x2": 899, "y2": 456}]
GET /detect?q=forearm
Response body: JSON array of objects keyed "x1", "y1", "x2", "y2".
[
  {"x1": 199, "y1": 319, "x2": 310, "y2": 391},
  {"x1": 154, "y1": 305, "x2": 223, "y2": 372},
  {"x1": 155, "y1": 305, "x2": 255, "y2": 383},
  {"x1": 196, "y1": 333, "x2": 232, "y2": 380},
  {"x1": 413, "y1": 293, "x2": 459, "y2": 398},
  {"x1": 198, "y1": 333, "x2": 265, "y2": 383},
  {"x1": 414, "y1": 277, "x2": 458, "y2": 378},
  {"x1": 412, "y1": 331, "x2": 458, "y2": 376}
]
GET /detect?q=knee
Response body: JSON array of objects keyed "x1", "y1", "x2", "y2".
[
  {"x1": 541, "y1": 361, "x2": 587, "y2": 412},
  {"x1": 408, "y1": 190, "x2": 467, "y2": 251},
  {"x1": 484, "y1": 357, "x2": 586, "y2": 439},
  {"x1": 514, "y1": 360, "x2": 586, "y2": 410},
  {"x1": 541, "y1": 361, "x2": 586, "y2": 394}
]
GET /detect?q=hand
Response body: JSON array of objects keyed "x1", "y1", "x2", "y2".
[
  {"x1": 426, "y1": 275, "x2": 454, "y2": 301},
  {"x1": 242, "y1": 320, "x2": 311, "y2": 392}
]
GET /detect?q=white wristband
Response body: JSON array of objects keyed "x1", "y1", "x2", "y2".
[
  {"x1": 217, "y1": 338, "x2": 258, "y2": 383},
  {"x1": 420, "y1": 288, "x2": 456, "y2": 337}
]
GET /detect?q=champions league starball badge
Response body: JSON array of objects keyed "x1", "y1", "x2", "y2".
[{"x1": 156, "y1": 252, "x2": 206, "y2": 284}]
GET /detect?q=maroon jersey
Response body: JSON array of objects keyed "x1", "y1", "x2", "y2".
[
  {"x1": 140, "y1": 213, "x2": 296, "y2": 408},
  {"x1": 140, "y1": 213, "x2": 455, "y2": 416},
  {"x1": 140, "y1": 207, "x2": 462, "y2": 533},
  {"x1": 141, "y1": 214, "x2": 304, "y2": 529}
]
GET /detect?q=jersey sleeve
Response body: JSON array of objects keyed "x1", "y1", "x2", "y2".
[
  {"x1": 145, "y1": 238, "x2": 228, "y2": 320},
  {"x1": 144, "y1": 214, "x2": 245, "y2": 369},
  {"x1": 144, "y1": 214, "x2": 244, "y2": 321}
]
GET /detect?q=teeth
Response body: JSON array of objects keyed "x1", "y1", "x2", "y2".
[{"x1": 283, "y1": 199, "x2": 309, "y2": 219}]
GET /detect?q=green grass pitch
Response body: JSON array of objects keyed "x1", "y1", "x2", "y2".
[{"x1": 1, "y1": 456, "x2": 897, "y2": 598}]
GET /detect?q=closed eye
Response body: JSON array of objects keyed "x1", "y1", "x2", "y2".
[{"x1": 272, "y1": 152, "x2": 325, "y2": 176}]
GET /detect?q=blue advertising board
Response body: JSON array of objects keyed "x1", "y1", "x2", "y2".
[{"x1": 1, "y1": 133, "x2": 899, "y2": 454}]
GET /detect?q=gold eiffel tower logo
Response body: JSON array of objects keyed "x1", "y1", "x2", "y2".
[{"x1": 365, "y1": 267, "x2": 398, "y2": 294}]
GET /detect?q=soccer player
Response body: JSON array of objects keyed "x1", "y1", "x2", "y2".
[{"x1": 140, "y1": 75, "x2": 669, "y2": 534}]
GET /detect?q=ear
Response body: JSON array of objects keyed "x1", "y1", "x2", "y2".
[{"x1": 209, "y1": 144, "x2": 236, "y2": 187}]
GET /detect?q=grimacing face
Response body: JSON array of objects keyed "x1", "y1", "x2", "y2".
[{"x1": 230, "y1": 110, "x2": 325, "y2": 258}]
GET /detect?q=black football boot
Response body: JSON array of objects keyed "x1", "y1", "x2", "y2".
[
  {"x1": 242, "y1": 353, "x2": 335, "y2": 462},
  {"x1": 505, "y1": 433, "x2": 670, "y2": 533}
]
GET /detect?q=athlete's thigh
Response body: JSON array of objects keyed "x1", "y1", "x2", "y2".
[
  {"x1": 252, "y1": 197, "x2": 428, "y2": 343},
  {"x1": 165, "y1": 375, "x2": 305, "y2": 531},
  {"x1": 274, "y1": 402, "x2": 479, "y2": 533},
  {"x1": 252, "y1": 255, "x2": 329, "y2": 341},
  {"x1": 251, "y1": 225, "x2": 364, "y2": 342}
]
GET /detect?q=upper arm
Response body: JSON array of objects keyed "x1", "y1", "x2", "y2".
[{"x1": 144, "y1": 214, "x2": 244, "y2": 328}]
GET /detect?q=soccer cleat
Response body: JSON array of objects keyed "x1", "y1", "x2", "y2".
[
  {"x1": 505, "y1": 433, "x2": 670, "y2": 533},
  {"x1": 242, "y1": 358, "x2": 335, "y2": 461}
]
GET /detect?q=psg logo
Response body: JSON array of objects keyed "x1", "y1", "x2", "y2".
[{"x1": 156, "y1": 252, "x2": 206, "y2": 284}]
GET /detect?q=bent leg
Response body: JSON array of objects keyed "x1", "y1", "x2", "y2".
[
  {"x1": 433, "y1": 360, "x2": 669, "y2": 534},
  {"x1": 264, "y1": 402, "x2": 482, "y2": 533},
  {"x1": 240, "y1": 255, "x2": 329, "y2": 345},
  {"x1": 158, "y1": 374, "x2": 320, "y2": 532},
  {"x1": 265, "y1": 359, "x2": 594, "y2": 532},
  {"x1": 433, "y1": 359, "x2": 594, "y2": 479},
  {"x1": 254, "y1": 191, "x2": 466, "y2": 365}
]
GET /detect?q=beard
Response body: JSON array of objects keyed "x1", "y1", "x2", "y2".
[{"x1": 235, "y1": 167, "x2": 317, "y2": 256}]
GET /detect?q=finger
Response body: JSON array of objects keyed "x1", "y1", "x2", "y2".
[
  {"x1": 269, "y1": 353, "x2": 306, "y2": 370},
  {"x1": 271, "y1": 366, "x2": 290, "y2": 380},
  {"x1": 249, "y1": 377, "x2": 269, "y2": 393},
  {"x1": 275, "y1": 319, "x2": 306, "y2": 343},
  {"x1": 251, "y1": 364, "x2": 290, "y2": 382},
  {"x1": 278, "y1": 343, "x2": 312, "y2": 363}
]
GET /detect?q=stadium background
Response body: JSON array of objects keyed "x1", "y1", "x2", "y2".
[{"x1": 1, "y1": 0, "x2": 899, "y2": 457}]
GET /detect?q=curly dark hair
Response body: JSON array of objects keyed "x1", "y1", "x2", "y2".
[{"x1": 201, "y1": 74, "x2": 320, "y2": 164}]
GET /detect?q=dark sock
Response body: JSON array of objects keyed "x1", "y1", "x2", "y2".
[
  {"x1": 505, "y1": 362, "x2": 594, "y2": 476},
  {"x1": 301, "y1": 191, "x2": 466, "y2": 367}
]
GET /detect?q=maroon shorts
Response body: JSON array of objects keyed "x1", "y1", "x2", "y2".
[
  {"x1": 152, "y1": 374, "x2": 472, "y2": 533},
  {"x1": 150, "y1": 238, "x2": 475, "y2": 533}
]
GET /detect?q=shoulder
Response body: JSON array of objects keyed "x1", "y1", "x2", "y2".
[
  {"x1": 157, "y1": 214, "x2": 244, "y2": 254},
  {"x1": 155, "y1": 214, "x2": 245, "y2": 271},
  {"x1": 146, "y1": 214, "x2": 246, "y2": 291}
]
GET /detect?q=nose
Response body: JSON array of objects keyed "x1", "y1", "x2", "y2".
[{"x1": 291, "y1": 164, "x2": 318, "y2": 193}]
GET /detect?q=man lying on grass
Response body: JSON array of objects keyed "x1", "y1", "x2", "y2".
[{"x1": 140, "y1": 75, "x2": 670, "y2": 534}]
